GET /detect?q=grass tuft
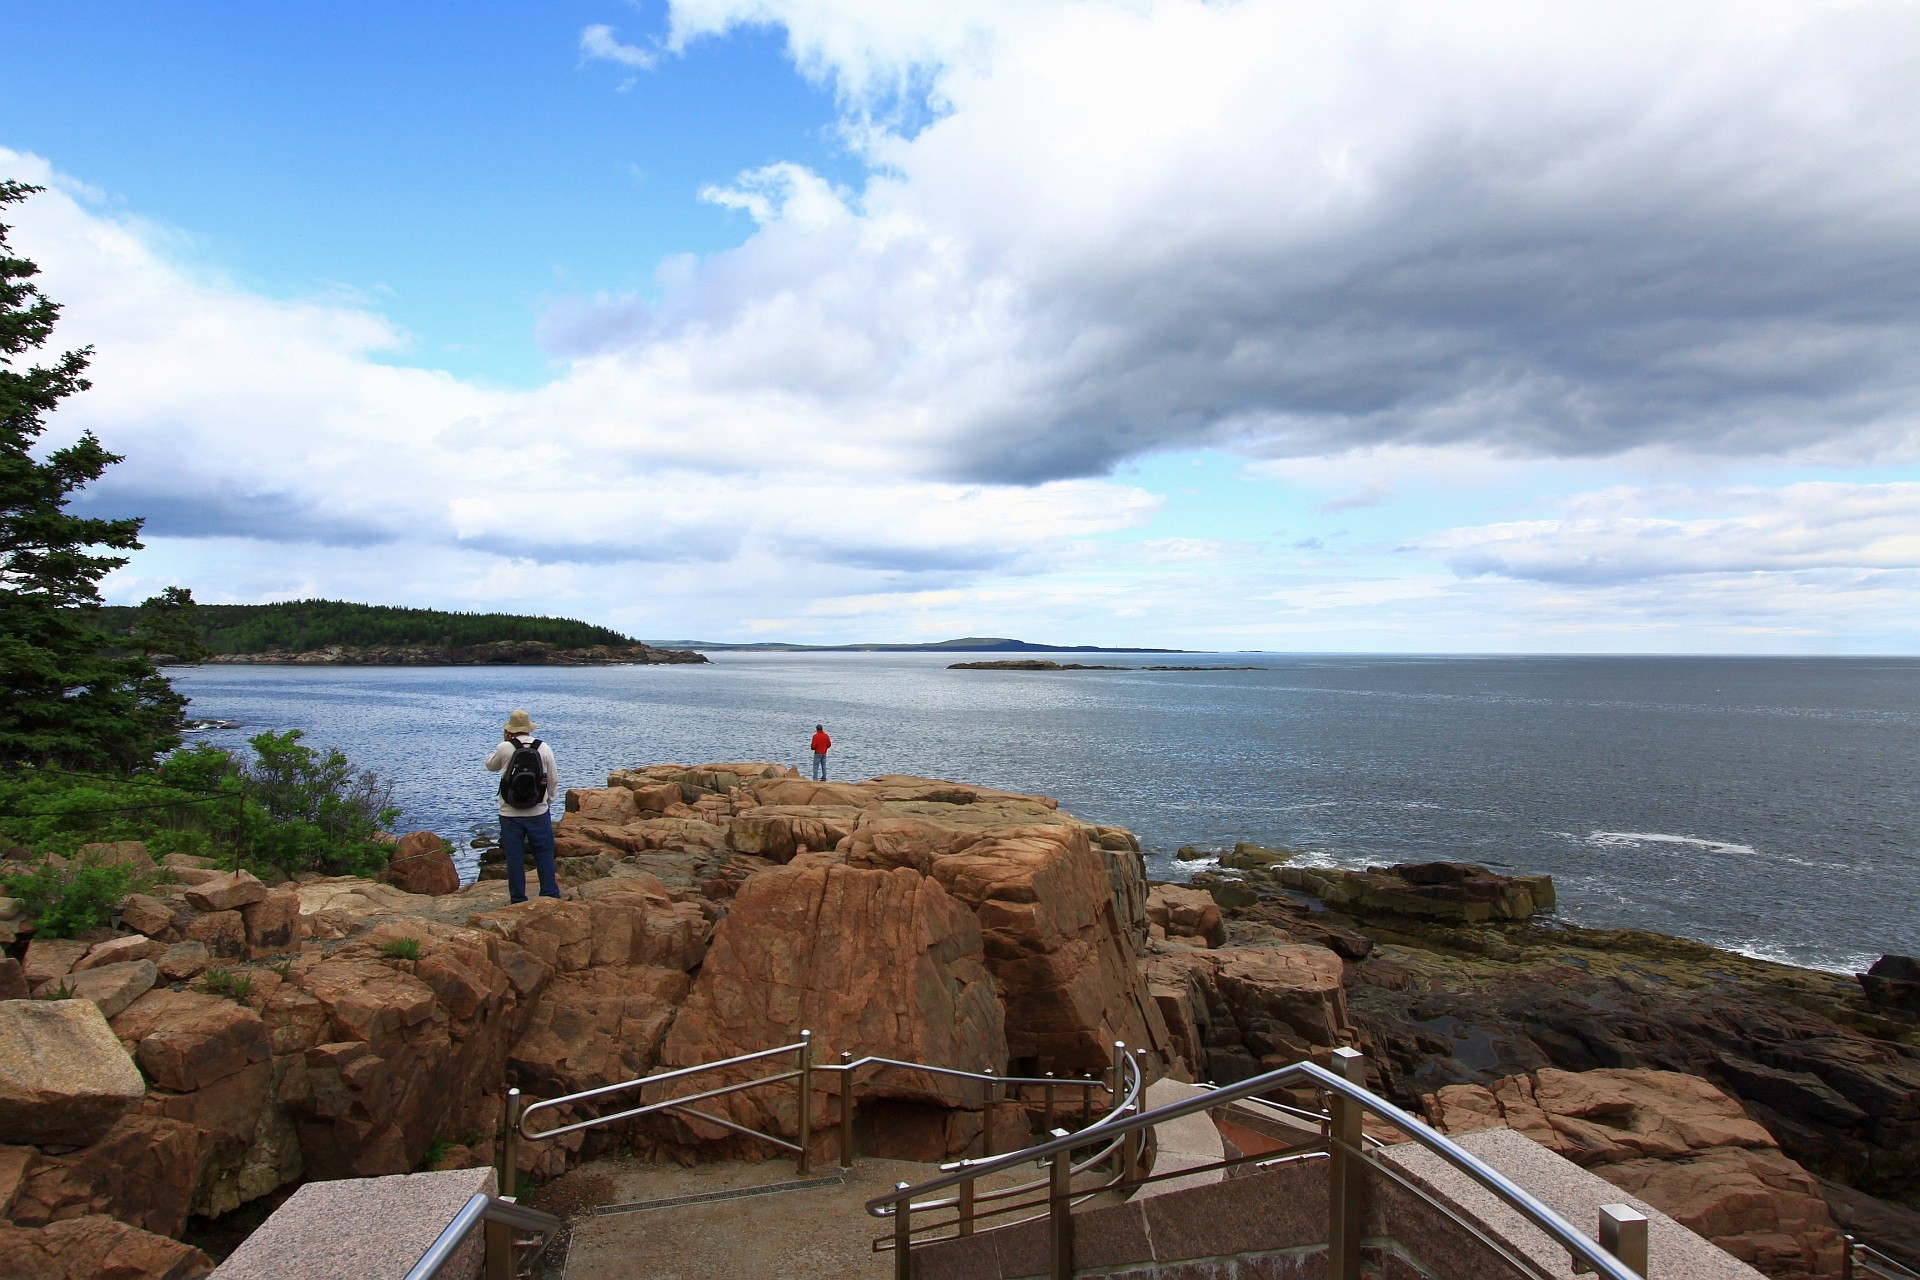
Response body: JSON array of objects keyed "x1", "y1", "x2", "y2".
[
  {"x1": 200, "y1": 966, "x2": 253, "y2": 1000},
  {"x1": 379, "y1": 938, "x2": 421, "y2": 962}
]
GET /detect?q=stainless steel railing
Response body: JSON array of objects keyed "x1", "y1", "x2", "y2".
[
  {"x1": 1849, "y1": 1235, "x2": 1920, "y2": 1280},
  {"x1": 403, "y1": 1191, "x2": 564, "y2": 1280},
  {"x1": 866, "y1": 1048, "x2": 1652, "y2": 1280},
  {"x1": 506, "y1": 1029, "x2": 1147, "y2": 1197}
]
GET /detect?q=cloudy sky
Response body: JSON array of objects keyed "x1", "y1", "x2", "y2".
[{"x1": 3, "y1": 0, "x2": 1917, "y2": 650}]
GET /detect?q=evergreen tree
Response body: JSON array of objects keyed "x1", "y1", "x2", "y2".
[
  {"x1": 131, "y1": 585, "x2": 212, "y2": 663},
  {"x1": 0, "y1": 181, "x2": 184, "y2": 770}
]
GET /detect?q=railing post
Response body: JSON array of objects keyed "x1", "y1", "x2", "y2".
[
  {"x1": 959, "y1": 1178, "x2": 976, "y2": 1236},
  {"x1": 1326, "y1": 1047, "x2": 1367, "y2": 1280},
  {"x1": 1048, "y1": 1129, "x2": 1074, "y2": 1280},
  {"x1": 839, "y1": 1051, "x2": 856, "y2": 1168},
  {"x1": 483, "y1": 1216, "x2": 512, "y2": 1280},
  {"x1": 1120, "y1": 1103, "x2": 1140, "y2": 1184},
  {"x1": 501, "y1": 1088, "x2": 521, "y2": 1201},
  {"x1": 981, "y1": 1067, "x2": 996, "y2": 1159},
  {"x1": 1842, "y1": 1233, "x2": 1856, "y2": 1280},
  {"x1": 1599, "y1": 1204, "x2": 1648, "y2": 1278},
  {"x1": 797, "y1": 1030, "x2": 814, "y2": 1176},
  {"x1": 1045, "y1": 1072, "x2": 1057, "y2": 1130},
  {"x1": 893, "y1": 1183, "x2": 913, "y2": 1280},
  {"x1": 1112, "y1": 1041, "x2": 1127, "y2": 1104}
]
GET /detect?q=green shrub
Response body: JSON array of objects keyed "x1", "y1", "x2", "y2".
[
  {"x1": 33, "y1": 979, "x2": 76, "y2": 1000},
  {"x1": 422, "y1": 1137, "x2": 451, "y2": 1170},
  {"x1": 199, "y1": 966, "x2": 253, "y2": 1000},
  {"x1": 239, "y1": 730, "x2": 397, "y2": 879},
  {"x1": 379, "y1": 938, "x2": 421, "y2": 962},
  {"x1": 0, "y1": 732, "x2": 399, "y2": 884},
  {"x1": 1, "y1": 853, "x2": 146, "y2": 938}
]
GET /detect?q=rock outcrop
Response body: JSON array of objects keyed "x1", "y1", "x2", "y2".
[
  {"x1": 0, "y1": 1001, "x2": 147, "y2": 1146},
  {"x1": 385, "y1": 831, "x2": 461, "y2": 897},
  {"x1": 1277, "y1": 861, "x2": 1554, "y2": 924},
  {"x1": 1428, "y1": 1068, "x2": 1845, "y2": 1280}
]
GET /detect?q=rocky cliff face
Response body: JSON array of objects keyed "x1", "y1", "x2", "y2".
[{"x1": 2, "y1": 768, "x2": 1908, "y2": 1280}]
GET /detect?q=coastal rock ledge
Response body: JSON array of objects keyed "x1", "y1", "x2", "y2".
[{"x1": 0, "y1": 764, "x2": 1911, "y2": 1279}]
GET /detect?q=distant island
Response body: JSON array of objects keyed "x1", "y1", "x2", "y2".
[
  {"x1": 951, "y1": 659, "x2": 1265, "y2": 671},
  {"x1": 93, "y1": 599, "x2": 706, "y2": 666},
  {"x1": 660, "y1": 635, "x2": 1191, "y2": 653}
]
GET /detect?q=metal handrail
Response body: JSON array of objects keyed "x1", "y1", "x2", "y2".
[
  {"x1": 403, "y1": 1192, "x2": 564, "y2": 1280},
  {"x1": 865, "y1": 1053, "x2": 1647, "y2": 1280},
  {"x1": 518, "y1": 1040, "x2": 810, "y2": 1140},
  {"x1": 509, "y1": 1029, "x2": 1146, "y2": 1204},
  {"x1": 1850, "y1": 1236, "x2": 1920, "y2": 1280}
]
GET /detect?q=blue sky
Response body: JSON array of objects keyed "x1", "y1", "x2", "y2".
[{"x1": 2, "y1": 1, "x2": 1917, "y2": 650}]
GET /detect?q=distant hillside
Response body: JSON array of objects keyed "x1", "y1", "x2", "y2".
[
  {"x1": 658, "y1": 636, "x2": 1190, "y2": 653},
  {"x1": 95, "y1": 599, "x2": 641, "y2": 655}
]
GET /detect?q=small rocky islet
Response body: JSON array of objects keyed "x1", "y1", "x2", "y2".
[{"x1": 1, "y1": 763, "x2": 1915, "y2": 1279}]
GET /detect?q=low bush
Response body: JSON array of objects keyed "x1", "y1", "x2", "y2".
[
  {"x1": 379, "y1": 938, "x2": 421, "y2": 962},
  {"x1": 1, "y1": 853, "x2": 148, "y2": 938},
  {"x1": 0, "y1": 731, "x2": 399, "y2": 885}
]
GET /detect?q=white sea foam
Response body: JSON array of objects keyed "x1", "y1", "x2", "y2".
[{"x1": 1586, "y1": 831, "x2": 1759, "y2": 857}]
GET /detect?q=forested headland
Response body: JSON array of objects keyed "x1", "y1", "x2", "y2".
[{"x1": 93, "y1": 598, "x2": 643, "y2": 655}]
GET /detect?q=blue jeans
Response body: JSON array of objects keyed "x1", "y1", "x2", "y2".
[
  {"x1": 812, "y1": 752, "x2": 827, "y2": 781},
  {"x1": 500, "y1": 812, "x2": 560, "y2": 903}
]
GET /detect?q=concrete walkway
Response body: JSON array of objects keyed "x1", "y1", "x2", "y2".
[{"x1": 558, "y1": 1156, "x2": 1044, "y2": 1280}]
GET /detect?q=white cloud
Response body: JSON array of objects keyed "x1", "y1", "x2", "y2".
[
  {"x1": 1422, "y1": 482, "x2": 1920, "y2": 584},
  {"x1": 580, "y1": 23, "x2": 656, "y2": 71},
  {"x1": 591, "y1": 0, "x2": 1920, "y2": 483},
  {"x1": 2, "y1": 148, "x2": 1157, "y2": 636}
]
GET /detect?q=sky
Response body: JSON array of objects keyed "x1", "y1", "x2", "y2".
[{"x1": 2, "y1": 0, "x2": 1917, "y2": 651}]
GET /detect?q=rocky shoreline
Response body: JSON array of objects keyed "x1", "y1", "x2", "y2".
[
  {"x1": 1, "y1": 765, "x2": 1914, "y2": 1279},
  {"x1": 202, "y1": 640, "x2": 707, "y2": 666}
]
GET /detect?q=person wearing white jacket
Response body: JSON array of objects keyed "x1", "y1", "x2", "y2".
[{"x1": 485, "y1": 708, "x2": 561, "y2": 903}]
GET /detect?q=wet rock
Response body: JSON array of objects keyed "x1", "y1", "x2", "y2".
[
  {"x1": 0, "y1": 1000, "x2": 146, "y2": 1146},
  {"x1": 182, "y1": 870, "x2": 269, "y2": 913},
  {"x1": 1859, "y1": 955, "x2": 1920, "y2": 1015},
  {"x1": 1279, "y1": 861, "x2": 1554, "y2": 923},
  {"x1": 387, "y1": 831, "x2": 460, "y2": 897}
]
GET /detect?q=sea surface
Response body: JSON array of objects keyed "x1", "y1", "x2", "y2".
[{"x1": 169, "y1": 653, "x2": 1920, "y2": 974}]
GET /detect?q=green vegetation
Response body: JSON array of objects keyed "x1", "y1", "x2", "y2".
[
  {"x1": 0, "y1": 181, "x2": 185, "y2": 769},
  {"x1": 0, "y1": 851, "x2": 150, "y2": 938},
  {"x1": 33, "y1": 980, "x2": 75, "y2": 1000},
  {"x1": 93, "y1": 598, "x2": 637, "y2": 656},
  {"x1": 379, "y1": 938, "x2": 421, "y2": 961},
  {"x1": 421, "y1": 1137, "x2": 451, "y2": 1170},
  {"x1": 199, "y1": 966, "x2": 253, "y2": 1000},
  {"x1": 0, "y1": 730, "x2": 399, "y2": 881}
]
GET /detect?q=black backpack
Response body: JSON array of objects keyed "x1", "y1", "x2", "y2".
[{"x1": 499, "y1": 738, "x2": 547, "y2": 807}]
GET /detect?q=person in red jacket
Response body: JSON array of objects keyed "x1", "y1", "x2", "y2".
[{"x1": 810, "y1": 724, "x2": 831, "y2": 781}]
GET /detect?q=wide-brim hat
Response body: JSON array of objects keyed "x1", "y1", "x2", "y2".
[{"x1": 504, "y1": 710, "x2": 536, "y2": 735}]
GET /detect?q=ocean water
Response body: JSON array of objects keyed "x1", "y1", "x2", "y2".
[{"x1": 169, "y1": 653, "x2": 1920, "y2": 974}]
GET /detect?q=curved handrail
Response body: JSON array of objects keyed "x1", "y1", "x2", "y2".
[
  {"x1": 403, "y1": 1192, "x2": 564, "y2": 1280},
  {"x1": 519, "y1": 1039, "x2": 808, "y2": 1140},
  {"x1": 864, "y1": 1057, "x2": 1645, "y2": 1280}
]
